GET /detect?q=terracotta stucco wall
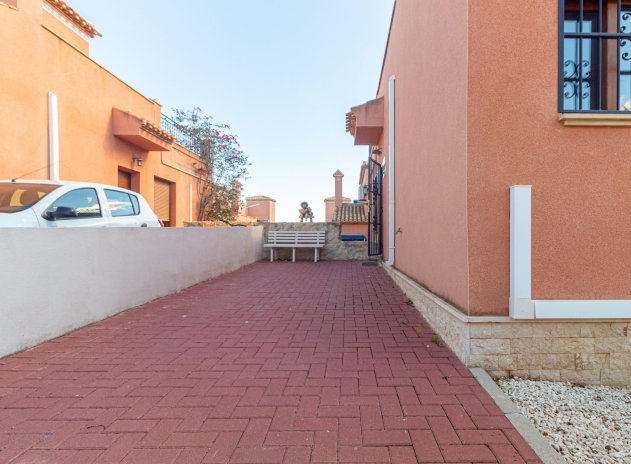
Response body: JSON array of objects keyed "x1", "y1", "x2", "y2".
[
  {"x1": 377, "y1": 0, "x2": 470, "y2": 311},
  {"x1": 246, "y1": 201, "x2": 275, "y2": 223},
  {"x1": 340, "y1": 223, "x2": 368, "y2": 237},
  {"x1": 0, "y1": 1, "x2": 200, "y2": 225},
  {"x1": 467, "y1": 0, "x2": 631, "y2": 314}
]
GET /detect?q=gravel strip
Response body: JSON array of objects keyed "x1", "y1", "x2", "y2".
[{"x1": 498, "y1": 378, "x2": 631, "y2": 464}]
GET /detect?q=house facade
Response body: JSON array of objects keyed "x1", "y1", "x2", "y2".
[
  {"x1": 323, "y1": 169, "x2": 369, "y2": 239},
  {"x1": 244, "y1": 195, "x2": 276, "y2": 223},
  {"x1": 0, "y1": 0, "x2": 202, "y2": 226},
  {"x1": 347, "y1": 0, "x2": 631, "y2": 385}
]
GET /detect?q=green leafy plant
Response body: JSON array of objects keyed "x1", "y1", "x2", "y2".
[{"x1": 171, "y1": 108, "x2": 249, "y2": 223}]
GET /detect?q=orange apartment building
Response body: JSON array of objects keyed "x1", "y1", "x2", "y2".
[
  {"x1": 347, "y1": 0, "x2": 631, "y2": 385},
  {"x1": 0, "y1": 0, "x2": 202, "y2": 226}
]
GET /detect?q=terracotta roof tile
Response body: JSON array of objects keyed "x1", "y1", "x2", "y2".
[
  {"x1": 44, "y1": 0, "x2": 102, "y2": 38},
  {"x1": 140, "y1": 119, "x2": 175, "y2": 143},
  {"x1": 333, "y1": 204, "x2": 367, "y2": 224},
  {"x1": 324, "y1": 196, "x2": 351, "y2": 202}
]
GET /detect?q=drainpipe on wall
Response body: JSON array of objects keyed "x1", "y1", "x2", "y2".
[
  {"x1": 48, "y1": 92, "x2": 60, "y2": 181},
  {"x1": 189, "y1": 183, "x2": 193, "y2": 222},
  {"x1": 509, "y1": 185, "x2": 534, "y2": 319},
  {"x1": 385, "y1": 75, "x2": 396, "y2": 266}
]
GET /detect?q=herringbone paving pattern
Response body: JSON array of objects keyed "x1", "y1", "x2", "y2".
[{"x1": 0, "y1": 261, "x2": 540, "y2": 463}]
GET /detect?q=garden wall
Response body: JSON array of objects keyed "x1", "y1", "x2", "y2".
[
  {"x1": 0, "y1": 226, "x2": 264, "y2": 358},
  {"x1": 263, "y1": 222, "x2": 368, "y2": 261}
]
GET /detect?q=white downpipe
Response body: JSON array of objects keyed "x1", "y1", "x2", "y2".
[
  {"x1": 385, "y1": 75, "x2": 396, "y2": 266},
  {"x1": 509, "y1": 186, "x2": 534, "y2": 318},
  {"x1": 189, "y1": 183, "x2": 193, "y2": 222},
  {"x1": 48, "y1": 92, "x2": 60, "y2": 181}
]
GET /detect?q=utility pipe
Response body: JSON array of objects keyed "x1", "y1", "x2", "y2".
[
  {"x1": 189, "y1": 183, "x2": 193, "y2": 222},
  {"x1": 48, "y1": 92, "x2": 60, "y2": 181},
  {"x1": 385, "y1": 75, "x2": 396, "y2": 266}
]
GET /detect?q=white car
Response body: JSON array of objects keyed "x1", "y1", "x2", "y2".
[{"x1": 0, "y1": 180, "x2": 162, "y2": 227}]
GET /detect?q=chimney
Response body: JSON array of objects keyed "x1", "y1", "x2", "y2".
[{"x1": 333, "y1": 170, "x2": 344, "y2": 208}]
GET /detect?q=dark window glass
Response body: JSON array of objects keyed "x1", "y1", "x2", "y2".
[
  {"x1": 50, "y1": 188, "x2": 101, "y2": 218},
  {"x1": 105, "y1": 189, "x2": 135, "y2": 217}
]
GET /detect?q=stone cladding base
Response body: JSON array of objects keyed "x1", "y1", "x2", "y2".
[
  {"x1": 263, "y1": 222, "x2": 368, "y2": 261},
  {"x1": 383, "y1": 265, "x2": 631, "y2": 387}
]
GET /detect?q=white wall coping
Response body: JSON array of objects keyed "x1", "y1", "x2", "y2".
[{"x1": 535, "y1": 300, "x2": 631, "y2": 319}]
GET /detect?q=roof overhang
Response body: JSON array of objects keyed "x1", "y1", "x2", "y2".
[
  {"x1": 112, "y1": 108, "x2": 174, "y2": 152},
  {"x1": 345, "y1": 97, "x2": 384, "y2": 146},
  {"x1": 44, "y1": 0, "x2": 102, "y2": 38}
]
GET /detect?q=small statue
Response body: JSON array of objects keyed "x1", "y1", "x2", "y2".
[{"x1": 298, "y1": 201, "x2": 314, "y2": 222}]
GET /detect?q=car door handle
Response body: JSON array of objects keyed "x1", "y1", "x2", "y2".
[{"x1": 141, "y1": 223, "x2": 147, "y2": 227}]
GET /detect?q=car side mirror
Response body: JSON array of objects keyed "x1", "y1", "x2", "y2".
[{"x1": 44, "y1": 206, "x2": 78, "y2": 220}]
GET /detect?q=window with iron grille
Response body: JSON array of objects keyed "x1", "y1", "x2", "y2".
[{"x1": 560, "y1": 0, "x2": 631, "y2": 112}]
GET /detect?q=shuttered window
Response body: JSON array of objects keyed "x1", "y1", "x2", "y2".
[{"x1": 154, "y1": 178, "x2": 171, "y2": 226}]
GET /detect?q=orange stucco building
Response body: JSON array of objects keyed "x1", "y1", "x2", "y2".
[
  {"x1": 244, "y1": 196, "x2": 276, "y2": 223},
  {"x1": 347, "y1": 0, "x2": 631, "y2": 385},
  {"x1": 0, "y1": 0, "x2": 201, "y2": 226}
]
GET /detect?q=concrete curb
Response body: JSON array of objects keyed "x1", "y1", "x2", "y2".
[{"x1": 470, "y1": 368, "x2": 567, "y2": 464}]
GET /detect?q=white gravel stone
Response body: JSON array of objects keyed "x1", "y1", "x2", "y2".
[{"x1": 498, "y1": 378, "x2": 631, "y2": 464}]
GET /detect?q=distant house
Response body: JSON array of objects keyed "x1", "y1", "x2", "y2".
[
  {"x1": 345, "y1": 0, "x2": 631, "y2": 385},
  {"x1": 333, "y1": 203, "x2": 367, "y2": 239},
  {"x1": 0, "y1": 0, "x2": 203, "y2": 226},
  {"x1": 323, "y1": 169, "x2": 368, "y2": 240},
  {"x1": 244, "y1": 195, "x2": 276, "y2": 223}
]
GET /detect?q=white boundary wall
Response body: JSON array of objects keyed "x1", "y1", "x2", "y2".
[{"x1": 0, "y1": 226, "x2": 265, "y2": 358}]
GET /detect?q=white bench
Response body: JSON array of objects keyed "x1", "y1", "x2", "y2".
[{"x1": 264, "y1": 230, "x2": 325, "y2": 262}]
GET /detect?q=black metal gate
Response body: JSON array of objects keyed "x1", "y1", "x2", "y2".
[{"x1": 367, "y1": 157, "x2": 383, "y2": 256}]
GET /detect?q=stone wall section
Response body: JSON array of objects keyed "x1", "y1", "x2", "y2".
[
  {"x1": 263, "y1": 222, "x2": 368, "y2": 261},
  {"x1": 383, "y1": 265, "x2": 631, "y2": 387}
]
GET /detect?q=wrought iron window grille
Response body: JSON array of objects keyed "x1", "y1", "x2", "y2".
[{"x1": 559, "y1": 0, "x2": 631, "y2": 112}]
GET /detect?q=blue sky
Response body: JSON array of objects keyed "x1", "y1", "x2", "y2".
[{"x1": 70, "y1": 0, "x2": 393, "y2": 221}]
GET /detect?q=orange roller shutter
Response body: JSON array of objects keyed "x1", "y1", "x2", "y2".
[{"x1": 154, "y1": 178, "x2": 171, "y2": 222}]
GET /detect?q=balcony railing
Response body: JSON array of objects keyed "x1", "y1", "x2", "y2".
[{"x1": 161, "y1": 114, "x2": 201, "y2": 154}]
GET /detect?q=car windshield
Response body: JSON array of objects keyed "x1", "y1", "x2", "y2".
[{"x1": 0, "y1": 183, "x2": 61, "y2": 213}]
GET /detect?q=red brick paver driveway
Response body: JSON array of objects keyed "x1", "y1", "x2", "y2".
[{"x1": 0, "y1": 262, "x2": 540, "y2": 463}]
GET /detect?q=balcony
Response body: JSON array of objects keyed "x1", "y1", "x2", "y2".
[
  {"x1": 345, "y1": 97, "x2": 384, "y2": 145},
  {"x1": 111, "y1": 108, "x2": 174, "y2": 151},
  {"x1": 161, "y1": 114, "x2": 201, "y2": 155}
]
